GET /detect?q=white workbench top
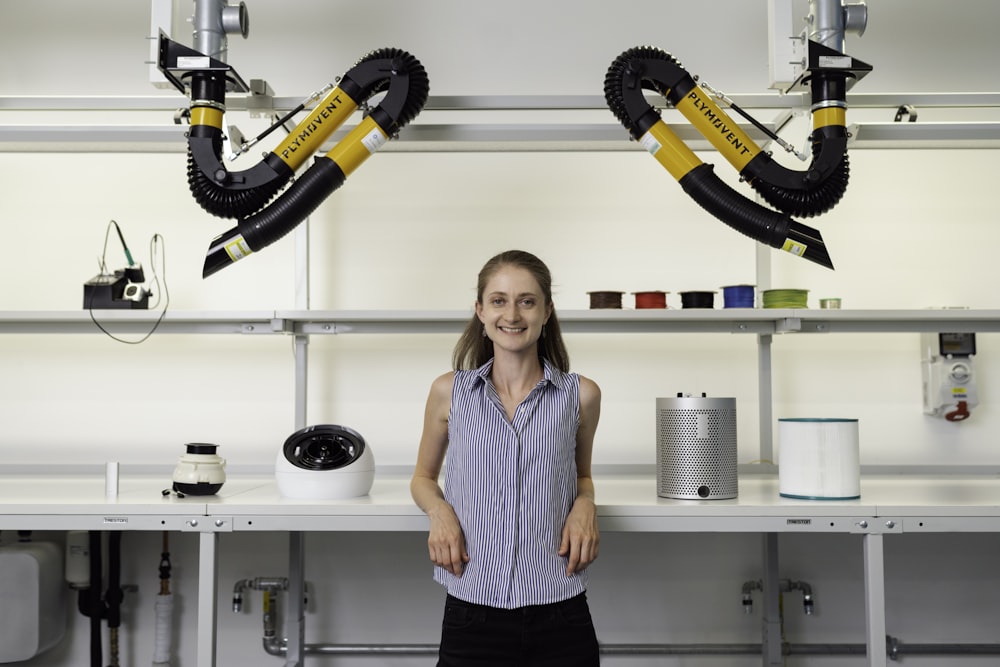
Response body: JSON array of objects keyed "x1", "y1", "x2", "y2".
[{"x1": 3, "y1": 472, "x2": 1000, "y2": 533}]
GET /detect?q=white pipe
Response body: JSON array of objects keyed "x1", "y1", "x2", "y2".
[{"x1": 152, "y1": 593, "x2": 173, "y2": 666}]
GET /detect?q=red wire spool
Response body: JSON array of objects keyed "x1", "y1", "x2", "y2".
[{"x1": 633, "y1": 291, "x2": 668, "y2": 309}]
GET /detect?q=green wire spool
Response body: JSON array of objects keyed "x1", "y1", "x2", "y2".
[{"x1": 761, "y1": 289, "x2": 809, "y2": 308}]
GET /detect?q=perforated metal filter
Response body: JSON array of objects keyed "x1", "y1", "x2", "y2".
[{"x1": 656, "y1": 396, "x2": 738, "y2": 499}]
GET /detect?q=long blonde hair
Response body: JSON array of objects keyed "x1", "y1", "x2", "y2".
[{"x1": 452, "y1": 250, "x2": 569, "y2": 371}]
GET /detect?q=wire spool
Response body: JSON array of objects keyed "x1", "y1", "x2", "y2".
[
  {"x1": 633, "y1": 291, "x2": 668, "y2": 309},
  {"x1": 761, "y1": 289, "x2": 809, "y2": 308},
  {"x1": 678, "y1": 291, "x2": 716, "y2": 309},
  {"x1": 588, "y1": 291, "x2": 624, "y2": 309},
  {"x1": 721, "y1": 284, "x2": 755, "y2": 308}
]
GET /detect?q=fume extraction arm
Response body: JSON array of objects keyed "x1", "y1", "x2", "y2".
[
  {"x1": 157, "y1": 1, "x2": 429, "y2": 278},
  {"x1": 604, "y1": 0, "x2": 871, "y2": 270}
]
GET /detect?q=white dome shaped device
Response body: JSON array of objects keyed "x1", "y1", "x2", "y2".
[{"x1": 275, "y1": 425, "x2": 374, "y2": 499}]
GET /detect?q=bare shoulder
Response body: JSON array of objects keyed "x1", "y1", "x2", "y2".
[
  {"x1": 426, "y1": 371, "x2": 456, "y2": 414},
  {"x1": 577, "y1": 374, "x2": 602, "y2": 405},
  {"x1": 430, "y1": 371, "x2": 456, "y2": 398}
]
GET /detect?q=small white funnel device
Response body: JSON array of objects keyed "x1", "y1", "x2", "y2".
[{"x1": 172, "y1": 443, "x2": 227, "y2": 495}]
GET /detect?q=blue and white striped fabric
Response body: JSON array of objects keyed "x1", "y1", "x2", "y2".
[{"x1": 436, "y1": 357, "x2": 585, "y2": 609}]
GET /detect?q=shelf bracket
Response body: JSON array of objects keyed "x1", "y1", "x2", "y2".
[{"x1": 776, "y1": 317, "x2": 802, "y2": 333}]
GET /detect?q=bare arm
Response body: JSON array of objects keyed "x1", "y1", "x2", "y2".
[
  {"x1": 559, "y1": 374, "x2": 602, "y2": 574},
  {"x1": 410, "y1": 372, "x2": 469, "y2": 576}
]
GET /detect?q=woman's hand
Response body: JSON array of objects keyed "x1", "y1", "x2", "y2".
[
  {"x1": 427, "y1": 503, "x2": 470, "y2": 576},
  {"x1": 559, "y1": 495, "x2": 600, "y2": 575}
]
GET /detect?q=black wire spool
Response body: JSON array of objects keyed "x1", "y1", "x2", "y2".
[{"x1": 679, "y1": 291, "x2": 716, "y2": 309}]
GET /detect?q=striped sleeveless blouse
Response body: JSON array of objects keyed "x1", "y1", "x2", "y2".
[{"x1": 435, "y1": 357, "x2": 585, "y2": 609}]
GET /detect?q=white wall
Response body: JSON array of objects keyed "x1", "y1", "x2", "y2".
[{"x1": 3, "y1": 1, "x2": 1000, "y2": 666}]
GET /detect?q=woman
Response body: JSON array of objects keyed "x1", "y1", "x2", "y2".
[{"x1": 411, "y1": 249, "x2": 602, "y2": 666}]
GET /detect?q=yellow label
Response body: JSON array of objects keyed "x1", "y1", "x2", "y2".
[
  {"x1": 782, "y1": 239, "x2": 807, "y2": 257},
  {"x1": 951, "y1": 388, "x2": 968, "y2": 396},
  {"x1": 224, "y1": 236, "x2": 253, "y2": 262}
]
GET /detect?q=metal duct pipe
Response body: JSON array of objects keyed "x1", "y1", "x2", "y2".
[
  {"x1": 808, "y1": 0, "x2": 868, "y2": 53},
  {"x1": 193, "y1": 0, "x2": 249, "y2": 61}
]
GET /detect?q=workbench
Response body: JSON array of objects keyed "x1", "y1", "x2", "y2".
[{"x1": 2, "y1": 470, "x2": 999, "y2": 667}]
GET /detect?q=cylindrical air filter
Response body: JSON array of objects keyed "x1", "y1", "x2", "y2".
[
  {"x1": 656, "y1": 395, "x2": 738, "y2": 499},
  {"x1": 778, "y1": 418, "x2": 860, "y2": 500}
]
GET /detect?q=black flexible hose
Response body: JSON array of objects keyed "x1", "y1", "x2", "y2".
[
  {"x1": 186, "y1": 132, "x2": 289, "y2": 219},
  {"x1": 187, "y1": 47, "x2": 427, "y2": 224},
  {"x1": 183, "y1": 71, "x2": 291, "y2": 220},
  {"x1": 680, "y1": 164, "x2": 789, "y2": 248},
  {"x1": 242, "y1": 157, "x2": 346, "y2": 251},
  {"x1": 603, "y1": 46, "x2": 678, "y2": 139},
  {"x1": 89, "y1": 531, "x2": 102, "y2": 667},
  {"x1": 202, "y1": 47, "x2": 429, "y2": 277},
  {"x1": 747, "y1": 130, "x2": 850, "y2": 218},
  {"x1": 680, "y1": 164, "x2": 833, "y2": 269},
  {"x1": 604, "y1": 46, "x2": 849, "y2": 219},
  {"x1": 342, "y1": 47, "x2": 430, "y2": 131},
  {"x1": 107, "y1": 532, "x2": 122, "y2": 631}
]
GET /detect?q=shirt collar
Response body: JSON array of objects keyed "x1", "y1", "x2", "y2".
[{"x1": 473, "y1": 357, "x2": 569, "y2": 392}]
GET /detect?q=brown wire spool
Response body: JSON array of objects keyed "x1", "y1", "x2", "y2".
[
  {"x1": 587, "y1": 291, "x2": 624, "y2": 309},
  {"x1": 633, "y1": 291, "x2": 668, "y2": 309}
]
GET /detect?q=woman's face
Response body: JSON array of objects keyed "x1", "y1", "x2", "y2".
[{"x1": 476, "y1": 265, "x2": 552, "y2": 354}]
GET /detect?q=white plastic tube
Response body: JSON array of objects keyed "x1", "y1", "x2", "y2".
[
  {"x1": 105, "y1": 462, "x2": 119, "y2": 498},
  {"x1": 152, "y1": 594, "x2": 173, "y2": 666}
]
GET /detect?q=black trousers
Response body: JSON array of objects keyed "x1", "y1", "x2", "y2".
[{"x1": 437, "y1": 593, "x2": 600, "y2": 666}]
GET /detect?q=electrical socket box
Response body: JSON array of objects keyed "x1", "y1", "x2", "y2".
[{"x1": 921, "y1": 332, "x2": 978, "y2": 420}]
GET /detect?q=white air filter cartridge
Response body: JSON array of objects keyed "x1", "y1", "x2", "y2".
[{"x1": 778, "y1": 418, "x2": 860, "y2": 500}]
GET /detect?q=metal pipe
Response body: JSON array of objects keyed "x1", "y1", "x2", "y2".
[
  {"x1": 259, "y1": 638, "x2": 1000, "y2": 658},
  {"x1": 192, "y1": 0, "x2": 248, "y2": 61},
  {"x1": 243, "y1": 571, "x2": 1000, "y2": 661},
  {"x1": 231, "y1": 576, "x2": 288, "y2": 613},
  {"x1": 742, "y1": 577, "x2": 815, "y2": 615},
  {"x1": 807, "y1": 0, "x2": 868, "y2": 53},
  {"x1": 808, "y1": 0, "x2": 847, "y2": 53}
]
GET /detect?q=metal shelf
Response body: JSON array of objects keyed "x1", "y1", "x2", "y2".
[
  {"x1": 0, "y1": 310, "x2": 283, "y2": 335},
  {"x1": 279, "y1": 309, "x2": 788, "y2": 335},
  {"x1": 3, "y1": 92, "x2": 998, "y2": 152},
  {"x1": 5, "y1": 309, "x2": 1000, "y2": 335}
]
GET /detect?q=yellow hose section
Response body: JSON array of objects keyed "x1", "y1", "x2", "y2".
[
  {"x1": 639, "y1": 120, "x2": 703, "y2": 181},
  {"x1": 190, "y1": 106, "x2": 224, "y2": 129},
  {"x1": 324, "y1": 115, "x2": 388, "y2": 177},
  {"x1": 271, "y1": 87, "x2": 358, "y2": 170},
  {"x1": 677, "y1": 87, "x2": 760, "y2": 171},
  {"x1": 813, "y1": 106, "x2": 846, "y2": 130}
]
